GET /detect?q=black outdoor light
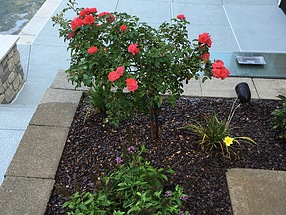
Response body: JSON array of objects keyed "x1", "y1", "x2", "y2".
[{"x1": 235, "y1": 82, "x2": 251, "y2": 103}]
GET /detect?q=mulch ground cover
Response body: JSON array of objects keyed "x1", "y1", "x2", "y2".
[{"x1": 45, "y1": 94, "x2": 286, "y2": 214}]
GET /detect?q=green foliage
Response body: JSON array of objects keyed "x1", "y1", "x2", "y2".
[
  {"x1": 52, "y1": 0, "x2": 215, "y2": 126},
  {"x1": 63, "y1": 145, "x2": 190, "y2": 215},
  {"x1": 179, "y1": 100, "x2": 255, "y2": 158},
  {"x1": 272, "y1": 95, "x2": 286, "y2": 139}
]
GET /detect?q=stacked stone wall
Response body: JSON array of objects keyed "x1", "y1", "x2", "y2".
[{"x1": 0, "y1": 44, "x2": 25, "y2": 104}]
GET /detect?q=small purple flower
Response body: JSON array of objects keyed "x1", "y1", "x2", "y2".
[
  {"x1": 116, "y1": 156, "x2": 123, "y2": 164},
  {"x1": 128, "y1": 146, "x2": 136, "y2": 154},
  {"x1": 180, "y1": 195, "x2": 189, "y2": 201},
  {"x1": 164, "y1": 191, "x2": 171, "y2": 197},
  {"x1": 178, "y1": 211, "x2": 184, "y2": 215}
]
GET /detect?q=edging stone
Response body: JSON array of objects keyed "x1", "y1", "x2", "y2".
[
  {"x1": 0, "y1": 70, "x2": 84, "y2": 214},
  {"x1": 0, "y1": 177, "x2": 54, "y2": 215}
]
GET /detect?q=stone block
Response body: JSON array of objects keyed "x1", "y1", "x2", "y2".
[
  {"x1": 7, "y1": 71, "x2": 15, "y2": 84},
  {"x1": 0, "y1": 64, "x2": 3, "y2": 77},
  {"x1": 7, "y1": 58, "x2": 15, "y2": 72},
  {"x1": 1, "y1": 68, "x2": 10, "y2": 83},
  {"x1": 0, "y1": 176, "x2": 54, "y2": 215},
  {"x1": 0, "y1": 84, "x2": 4, "y2": 94},
  {"x1": 6, "y1": 125, "x2": 69, "y2": 179},
  {"x1": 13, "y1": 50, "x2": 21, "y2": 65},
  {"x1": 8, "y1": 48, "x2": 14, "y2": 59},
  {"x1": 4, "y1": 85, "x2": 15, "y2": 104},
  {"x1": 30, "y1": 102, "x2": 79, "y2": 127},
  {"x1": 0, "y1": 94, "x2": 4, "y2": 103},
  {"x1": 12, "y1": 75, "x2": 21, "y2": 91},
  {"x1": 41, "y1": 88, "x2": 83, "y2": 104},
  {"x1": 226, "y1": 168, "x2": 286, "y2": 215}
]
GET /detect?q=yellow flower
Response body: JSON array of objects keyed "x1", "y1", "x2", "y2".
[{"x1": 224, "y1": 136, "x2": 234, "y2": 147}]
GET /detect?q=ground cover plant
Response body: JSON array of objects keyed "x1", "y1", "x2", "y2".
[{"x1": 45, "y1": 95, "x2": 286, "y2": 214}]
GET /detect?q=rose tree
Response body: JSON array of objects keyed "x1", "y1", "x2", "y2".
[{"x1": 53, "y1": 0, "x2": 230, "y2": 141}]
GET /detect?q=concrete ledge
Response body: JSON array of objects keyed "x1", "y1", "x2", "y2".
[
  {"x1": 0, "y1": 35, "x2": 19, "y2": 62},
  {"x1": 0, "y1": 176, "x2": 54, "y2": 215},
  {"x1": 6, "y1": 125, "x2": 69, "y2": 179},
  {"x1": 253, "y1": 78, "x2": 286, "y2": 100},
  {"x1": 40, "y1": 88, "x2": 83, "y2": 104},
  {"x1": 201, "y1": 77, "x2": 259, "y2": 99},
  {"x1": 30, "y1": 103, "x2": 79, "y2": 127},
  {"x1": 0, "y1": 69, "x2": 83, "y2": 214},
  {"x1": 226, "y1": 168, "x2": 286, "y2": 215}
]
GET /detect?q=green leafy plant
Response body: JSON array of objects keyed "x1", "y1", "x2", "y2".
[
  {"x1": 179, "y1": 100, "x2": 255, "y2": 158},
  {"x1": 63, "y1": 145, "x2": 191, "y2": 215},
  {"x1": 52, "y1": 0, "x2": 230, "y2": 140},
  {"x1": 272, "y1": 95, "x2": 286, "y2": 139}
]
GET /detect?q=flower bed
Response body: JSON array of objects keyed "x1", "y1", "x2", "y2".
[{"x1": 45, "y1": 95, "x2": 286, "y2": 214}]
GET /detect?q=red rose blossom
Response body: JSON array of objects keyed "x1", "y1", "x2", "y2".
[
  {"x1": 212, "y1": 60, "x2": 230, "y2": 80},
  {"x1": 84, "y1": 15, "x2": 95, "y2": 25},
  {"x1": 67, "y1": 32, "x2": 74, "y2": 39},
  {"x1": 198, "y1": 32, "x2": 212, "y2": 47},
  {"x1": 126, "y1": 78, "x2": 138, "y2": 92},
  {"x1": 128, "y1": 44, "x2": 140, "y2": 55},
  {"x1": 88, "y1": 46, "x2": 98, "y2": 54},
  {"x1": 80, "y1": 8, "x2": 97, "y2": 17},
  {"x1": 116, "y1": 66, "x2": 124, "y2": 76},
  {"x1": 98, "y1": 12, "x2": 110, "y2": 18},
  {"x1": 120, "y1": 25, "x2": 127, "y2": 32},
  {"x1": 108, "y1": 71, "x2": 121, "y2": 82},
  {"x1": 98, "y1": 12, "x2": 115, "y2": 22},
  {"x1": 201, "y1": 53, "x2": 210, "y2": 62},
  {"x1": 176, "y1": 14, "x2": 186, "y2": 20},
  {"x1": 71, "y1": 17, "x2": 85, "y2": 30}
]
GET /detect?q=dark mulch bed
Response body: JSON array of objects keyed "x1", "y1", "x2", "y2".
[{"x1": 45, "y1": 95, "x2": 286, "y2": 214}]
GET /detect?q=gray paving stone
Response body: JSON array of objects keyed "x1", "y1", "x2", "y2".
[
  {"x1": 0, "y1": 105, "x2": 36, "y2": 129},
  {"x1": 0, "y1": 176, "x2": 54, "y2": 215},
  {"x1": 30, "y1": 102, "x2": 79, "y2": 127},
  {"x1": 40, "y1": 88, "x2": 83, "y2": 104},
  {"x1": 226, "y1": 168, "x2": 286, "y2": 215},
  {"x1": 173, "y1": 3, "x2": 229, "y2": 25},
  {"x1": 201, "y1": 77, "x2": 259, "y2": 99},
  {"x1": 187, "y1": 25, "x2": 240, "y2": 52},
  {"x1": 253, "y1": 78, "x2": 286, "y2": 100},
  {"x1": 6, "y1": 125, "x2": 69, "y2": 179},
  {"x1": 0, "y1": 130, "x2": 25, "y2": 186},
  {"x1": 116, "y1": 0, "x2": 172, "y2": 24},
  {"x1": 225, "y1": 5, "x2": 286, "y2": 52},
  {"x1": 222, "y1": 0, "x2": 278, "y2": 5}
]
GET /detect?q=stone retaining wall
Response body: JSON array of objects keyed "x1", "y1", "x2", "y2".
[{"x1": 0, "y1": 36, "x2": 25, "y2": 104}]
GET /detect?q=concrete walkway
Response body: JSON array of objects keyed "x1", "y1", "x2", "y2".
[{"x1": 0, "y1": 0, "x2": 286, "y2": 214}]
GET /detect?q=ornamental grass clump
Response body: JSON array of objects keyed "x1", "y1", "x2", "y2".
[
  {"x1": 52, "y1": 0, "x2": 230, "y2": 141},
  {"x1": 63, "y1": 145, "x2": 191, "y2": 215},
  {"x1": 180, "y1": 100, "x2": 255, "y2": 158}
]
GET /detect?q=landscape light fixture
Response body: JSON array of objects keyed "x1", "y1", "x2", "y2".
[{"x1": 235, "y1": 82, "x2": 251, "y2": 103}]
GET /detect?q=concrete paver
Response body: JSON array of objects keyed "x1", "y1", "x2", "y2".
[
  {"x1": 253, "y1": 78, "x2": 286, "y2": 99},
  {"x1": 226, "y1": 168, "x2": 286, "y2": 215},
  {"x1": 0, "y1": 176, "x2": 54, "y2": 215},
  {"x1": 30, "y1": 102, "x2": 79, "y2": 127},
  {"x1": 6, "y1": 125, "x2": 69, "y2": 179},
  {"x1": 40, "y1": 88, "x2": 83, "y2": 104},
  {"x1": 201, "y1": 77, "x2": 259, "y2": 98}
]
